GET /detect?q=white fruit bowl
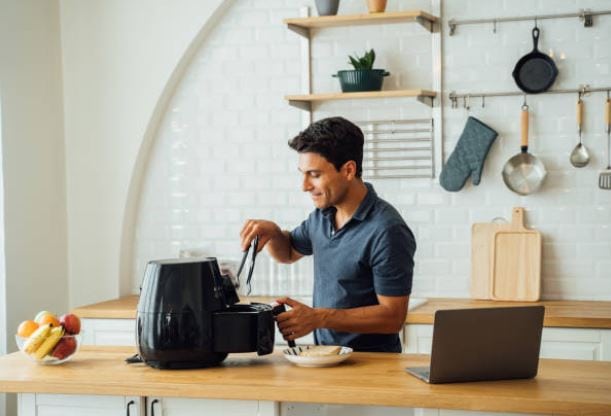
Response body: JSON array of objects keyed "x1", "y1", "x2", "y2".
[{"x1": 16, "y1": 333, "x2": 81, "y2": 365}]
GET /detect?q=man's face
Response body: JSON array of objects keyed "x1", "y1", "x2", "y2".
[{"x1": 298, "y1": 152, "x2": 351, "y2": 209}]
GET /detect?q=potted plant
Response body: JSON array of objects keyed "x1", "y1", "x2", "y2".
[{"x1": 333, "y1": 49, "x2": 390, "y2": 92}]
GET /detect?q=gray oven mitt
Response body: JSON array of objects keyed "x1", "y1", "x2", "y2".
[{"x1": 440, "y1": 116, "x2": 498, "y2": 192}]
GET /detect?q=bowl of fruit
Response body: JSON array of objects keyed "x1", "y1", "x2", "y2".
[{"x1": 15, "y1": 311, "x2": 81, "y2": 364}]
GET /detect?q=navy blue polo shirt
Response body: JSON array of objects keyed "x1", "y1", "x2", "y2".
[{"x1": 289, "y1": 182, "x2": 416, "y2": 352}]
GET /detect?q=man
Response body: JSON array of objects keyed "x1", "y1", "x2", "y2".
[{"x1": 240, "y1": 117, "x2": 416, "y2": 352}]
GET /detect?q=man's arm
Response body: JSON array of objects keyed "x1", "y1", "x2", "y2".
[
  {"x1": 275, "y1": 295, "x2": 409, "y2": 340},
  {"x1": 240, "y1": 220, "x2": 303, "y2": 264}
]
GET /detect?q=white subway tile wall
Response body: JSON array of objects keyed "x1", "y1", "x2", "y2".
[{"x1": 133, "y1": 0, "x2": 611, "y2": 300}]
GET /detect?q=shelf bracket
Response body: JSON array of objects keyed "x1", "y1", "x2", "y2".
[
  {"x1": 288, "y1": 100, "x2": 312, "y2": 112},
  {"x1": 417, "y1": 95, "x2": 434, "y2": 107},
  {"x1": 580, "y1": 9, "x2": 593, "y2": 27},
  {"x1": 415, "y1": 16, "x2": 434, "y2": 32},
  {"x1": 448, "y1": 19, "x2": 457, "y2": 36},
  {"x1": 287, "y1": 24, "x2": 310, "y2": 39}
]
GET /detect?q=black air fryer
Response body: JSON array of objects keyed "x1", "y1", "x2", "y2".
[{"x1": 136, "y1": 257, "x2": 275, "y2": 369}]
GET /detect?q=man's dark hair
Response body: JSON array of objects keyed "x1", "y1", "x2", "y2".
[{"x1": 288, "y1": 117, "x2": 364, "y2": 178}]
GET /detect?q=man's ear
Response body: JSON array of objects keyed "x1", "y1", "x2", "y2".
[{"x1": 342, "y1": 160, "x2": 357, "y2": 180}]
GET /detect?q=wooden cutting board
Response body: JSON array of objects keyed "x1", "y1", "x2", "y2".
[
  {"x1": 471, "y1": 220, "x2": 512, "y2": 299},
  {"x1": 490, "y1": 207, "x2": 541, "y2": 301}
]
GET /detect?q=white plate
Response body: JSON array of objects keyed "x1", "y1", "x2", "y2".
[{"x1": 283, "y1": 346, "x2": 353, "y2": 368}]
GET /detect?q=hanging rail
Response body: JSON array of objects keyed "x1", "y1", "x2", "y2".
[
  {"x1": 448, "y1": 9, "x2": 611, "y2": 35},
  {"x1": 449, "y1": 85, "x2": 611, "y2": 109}
]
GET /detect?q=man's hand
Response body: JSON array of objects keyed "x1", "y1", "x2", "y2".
[
  {"x1": 239, "y1": 220, "x2": 304, "y2": 264},
  {"x1": 275, "y1": 297, "x2": 322, "y2": 341},
  {"x1": 240, "y1": 219, "x2": 283, "y2": 252},
  {"x1": 275, "y1": 295, "x2": 408, "y2": 339}
]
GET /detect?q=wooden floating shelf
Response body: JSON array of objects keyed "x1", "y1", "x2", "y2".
[
  {"x1": 285, "y1": 89, "x2": 437, "y2": 110},
  {"x1": 283, "y1": 10, "x2": 438, "y2": 35}
]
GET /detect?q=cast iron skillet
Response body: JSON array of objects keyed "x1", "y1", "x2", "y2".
[{"x1": 512, "y1": 26, "x2": 558, "y2": 94}]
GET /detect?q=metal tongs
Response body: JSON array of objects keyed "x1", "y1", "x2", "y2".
[{"x1": 236, "y1": 235, "x2": 259, "y2": 295}]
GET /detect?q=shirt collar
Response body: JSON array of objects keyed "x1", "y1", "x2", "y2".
[{"x1": 352, "y1": 182, "x2": 377, "y2": 221}]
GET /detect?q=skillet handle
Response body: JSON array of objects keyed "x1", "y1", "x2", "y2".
[
  {"x1": 577, "y1": 98, "x2": 583, "y2": 133},
  {"x1": 532, "y1": 27, "x2": 540, "y2": 51},
  {"x1": 521, "y1": 105, "x2": 529, "y2": 152}
]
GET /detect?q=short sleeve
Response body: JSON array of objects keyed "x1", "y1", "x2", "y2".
[
  {"x1": 290, "y1": 217, "x2": 313, "y2": 256},
  {"x1": 370, "y1": 224, "x2": 416, "y2": 296}
]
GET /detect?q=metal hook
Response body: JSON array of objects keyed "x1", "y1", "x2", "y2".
[
  {"x1": 607, "y1": 90, "x2": 610, "y2": 100},
  {"x1": 482, "y1": 96, "x2": 486, "y2": 108},
  {"x1": 449, "y1": 92, "x2": 458, "y2": 109},
  {"x1": 534, "y1": 17, "x2": 538, "y2": 28},
  {"x1": 579, "y1": 84, "x2": 589, "y2": 98},
  {"x1": 463, "y1": 95, "x2": 471, "y2": 111},
  {"x1": 580, "y1": 9, "x2": 593, "y2": 27},
  {"x1": 522, "y1": 95, "x2": 528, "y2": 110},
  {"x1": 492, "y1": 19, "x2": 497, "y2": 34}
]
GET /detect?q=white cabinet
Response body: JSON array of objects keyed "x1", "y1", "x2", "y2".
[
  {"x1": 279, "y1": 403, "x2": 549, "y2": 416},
  {"x1": 146, "y1": 397, "x2": 277, "y2": 416},
  {"x1": 81, "y1": 318, "x2": 137, "y2": 346},
  {"x1": 540, "y1": 327, "x2": 611, "y2": 361},
  {"x1": 281, "y1": 403, "x2": 416, "y2": 416},
  {"x1": 15, "y1": 394, "x2": 555, "y2": 416},
  {"x1": 18, "y1": 393, "x2": 143, "y2": 416},
  {"x1": 404, "y1": 323, "x2": 611, "y2": 361},
  {"x1": 18, "y1": 395, "x2": 276, "y2": 416}
]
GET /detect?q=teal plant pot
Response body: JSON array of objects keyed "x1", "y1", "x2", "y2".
[
  {"x1": 333, "y1": 69, "x2": 390, "y2": 92},
  {"x1": 315, "y1": 0, "x2": 340, "y2": 16}
]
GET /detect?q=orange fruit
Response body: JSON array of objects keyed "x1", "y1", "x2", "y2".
[
  {"x1": 37, "y1": 313, "x2": 60, "y2": 328},
  {"x1": 17, "y1": 320, "x2": 39, "y2": 338}
]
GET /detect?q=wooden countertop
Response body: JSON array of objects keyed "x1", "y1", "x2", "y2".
[
  {"x1": 72, "y1": 296, "x2": 611, "y2": 329},
  {"x1": 407, "y1": 298, "x2": 611, "y2": 329},
  {"x1": 1, "y1": 346, "x2": 610, "y2": 415}
]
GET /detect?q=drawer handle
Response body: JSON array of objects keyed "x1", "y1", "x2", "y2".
[
  {"x1": 150, "y1": 398, "x2": 160, "y2": 416},
  {"x1": 126, "y1": 400, "x2": 135, "y2": 416}
]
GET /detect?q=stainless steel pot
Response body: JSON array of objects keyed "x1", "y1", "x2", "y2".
[{"x1": 502, "y1": 105, "x2": 547, "y2": 195}]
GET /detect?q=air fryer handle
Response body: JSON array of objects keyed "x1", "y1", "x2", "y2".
[{"x1": 271, "y1": 303, "x2": 296, "y2": 348}]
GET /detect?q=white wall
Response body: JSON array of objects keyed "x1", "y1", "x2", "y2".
[
  {"x1": 58, "y1": 0, "x2": 611, "y2": 306},
  {"x1": 132, "y1": 0, "x2": 611, "y2": 300},
  {"x1": 59, "y1": 0, "x2": 227, "y2": 307},
  {"x1": 0, "y1": 1, "x2": 67, "y2": 414},
  {"x1": 0, "y1": 83, "x2": 5, "y2": 416},
  {"x1": 0, "y1": 0, "x2": 68, "y2": 350}
]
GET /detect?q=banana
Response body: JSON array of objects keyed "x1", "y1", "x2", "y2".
[
  {"x1": 23, "y1": 324, "x2": 51, "y2": 354},
  {"x1": 32, "y1": 326, "x2": 64, "y2": 360}
]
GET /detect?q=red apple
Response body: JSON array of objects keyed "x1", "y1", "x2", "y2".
[
  {"x1": 59, "y1": 313, "x2": 81, "y2": 335},
  {"x1": 51, "y1": 336, "x2": 77, "y2": 360}
]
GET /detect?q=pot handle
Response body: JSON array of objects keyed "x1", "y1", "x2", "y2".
[
  {"x1": 605, "y1": 98, "x2": 611, "y2": 131},
  {"x1": 383, "y1": 71, "x2": 390, "y2": 76},
  {"x1": 521, "y1": 104, "x2": 529, "y2": 153},
  {"x1": 332, "y1": 74, "x2": 338, "y2": 77},
  {"x1": 577, "y1": 97, "x2": 583, "y2": 134}
]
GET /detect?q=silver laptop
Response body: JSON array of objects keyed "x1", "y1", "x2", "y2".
[{"x1": 406, "y1": 306, "x2": 544, "y2": 384}]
